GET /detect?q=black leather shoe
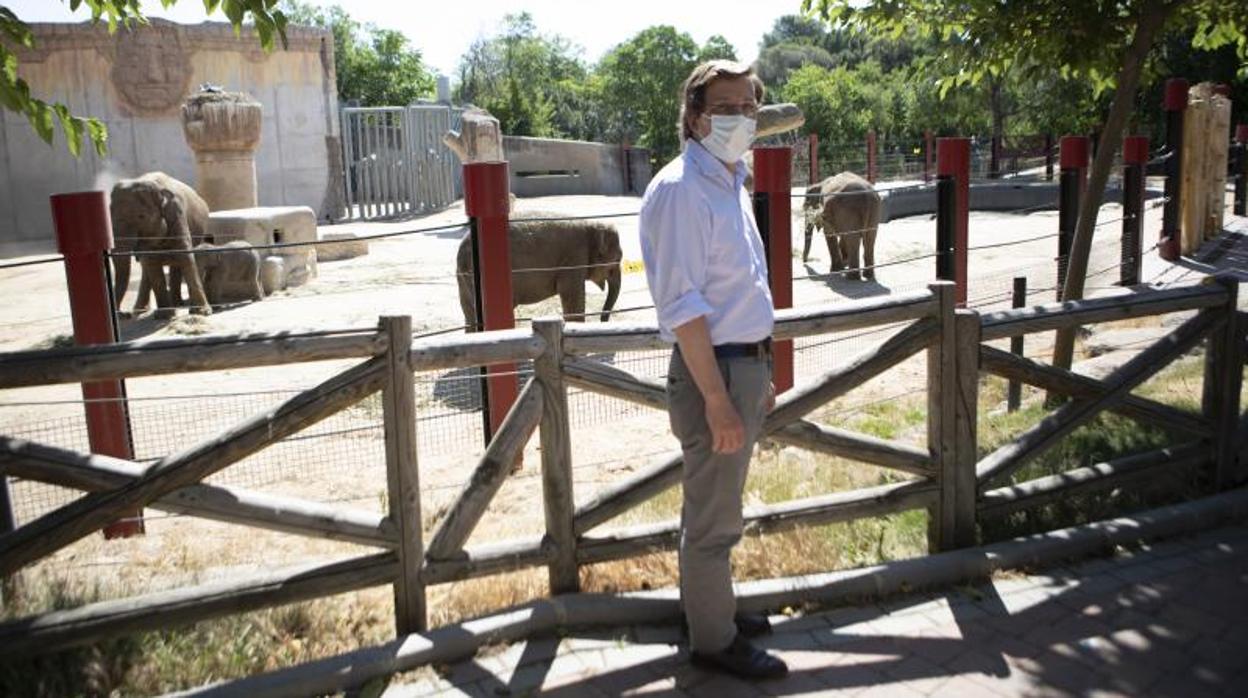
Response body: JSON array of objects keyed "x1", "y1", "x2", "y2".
[{"x1": 690, "y1": 634, "x2": 789, "y2": 680}]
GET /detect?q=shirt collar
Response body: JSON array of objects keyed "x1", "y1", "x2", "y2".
[{"x1": 684, "y1": 139, "x2": 748, "y2": 192}]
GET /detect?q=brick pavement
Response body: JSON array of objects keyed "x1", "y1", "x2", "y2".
[{"x1": 384, "y1": 523, "x2": 1248, "y2": 697}]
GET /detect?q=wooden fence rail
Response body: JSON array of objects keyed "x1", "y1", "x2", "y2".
[{"x1": 0, "y1": 278, "x2": 1242, "y2": 667}]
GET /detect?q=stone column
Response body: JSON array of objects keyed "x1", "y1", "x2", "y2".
[{"x1": 181, "y1": 89, "x2": 262, "y2": 211}]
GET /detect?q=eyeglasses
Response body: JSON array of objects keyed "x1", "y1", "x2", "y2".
[{"x1": 705, "y1": 102, "x2": 758, "y2": 118}]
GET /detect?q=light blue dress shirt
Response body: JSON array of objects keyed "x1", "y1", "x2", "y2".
[{"x1": 639, "y1": 140, "x2": 775, "y2": 345}]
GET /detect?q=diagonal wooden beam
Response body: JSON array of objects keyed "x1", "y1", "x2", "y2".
[
  {"x1": 980, "y1": 345, "x2": 1211, "y2": 438},
  {"x1": 0, "y1": 356, "x2": 387, "y2": 578},
  {"x1": 573, "y1": 451, "x2": 683, "y2": 536},
  {"x1": 562, "y1": 356, "x2": 667, "y2": 411},
  {"x1": 424, "y1": 381, "x2": 543, "y2": 559},
  {"x1": 0, "y1": 439, "x2": 394, "y2": 548},
  {"x1": 975, "y1": 309, "x2": 1220, "y2": 490},
  {"x1": 764, "y1": 317, "x2": 940, "y2": 433},
  {"x1": 770, "y1": 421, "x2": 934, "y2": 476}
]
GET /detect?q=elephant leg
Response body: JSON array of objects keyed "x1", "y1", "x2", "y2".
[
  {"x1": 457, "y1": 274, "x2": 478, "y2": 332},
  {"x1": 143, "y1": 259, "x2": 174, "y2": 313},
  {"x1": 825, "y1": 229, "x2": 844, "y2": 273},
  {"x1": 846, "y1": 235, "x2": 863, "y2": 282},
  {"x1": 169, "y1": 265, "x2": 185, "y2": 307},
  {"x1": 802, "y1": 219, "x2": 814, "y2": 262},
  {"x1": 863, "y1": 229, "x2": 877, "y2": 281},
  {"x1": 133, "y1": 269, "x2": 153, "y2": 312},
  {"x1": 179, "y1": 255, "x2": 213, "y2": 315},
  {"x1": 557, "y1": 273, "x2": 587, "y2": 322}
]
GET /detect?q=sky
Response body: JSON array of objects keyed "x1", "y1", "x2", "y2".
[{"x1": 8, "y1": 0, "x2": 802, "y2": 77}]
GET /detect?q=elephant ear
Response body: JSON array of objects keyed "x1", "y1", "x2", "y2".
[
  {"x1": 160, "y1": 188, "x2": 190, "y2": 238},
  {"x1": 592, "y1": 226, "x2": 616, "y2": 262}
]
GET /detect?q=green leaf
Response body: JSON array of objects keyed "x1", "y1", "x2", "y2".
[
  {"x1": 53, "y1": 104, "x2": 83, "y2": 157},
  {"x1": 27, "y1": 100, "x2": 55, "y2": 145},
  {"x1": 87, "y1": 118, "x2": 109, "y2": 157}
]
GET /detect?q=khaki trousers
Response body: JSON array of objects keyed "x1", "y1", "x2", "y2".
[{"x1": 667, "y1": 348, "x2": 772, "y2": 653}]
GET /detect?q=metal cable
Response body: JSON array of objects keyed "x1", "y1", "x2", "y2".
[
  {"x1": 110, "y1": 220, "x2": 471, "y2": 258},
  {"x1": 0, "y1": 255, "x2": 66, "y2": 270}
]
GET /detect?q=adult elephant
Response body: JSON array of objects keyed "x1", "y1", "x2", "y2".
[
  {"x1": 456, "y1": 220, "x2": 622, "y2": 331},
  {"x1": 109, "y1": 172, "x2": 212, "y2": 315},
  {"x1": 812, "y1": 172, "x2": 881, "y2": 281}
]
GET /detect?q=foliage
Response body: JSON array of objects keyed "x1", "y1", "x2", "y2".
[
  {"x1": 454, "y1": 13, "x2": 592, "y2": 140},
  {"x1": 0, "y1": 1, "x2": 287, "y2": 157},
  {"x1": 696, "y1": 34, "x2": 738, "y2": 62},
  {"x1": 282, "y1": 2, "x2": 434, "y2": 106}
]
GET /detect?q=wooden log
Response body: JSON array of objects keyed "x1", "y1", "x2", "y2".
[
  {"x1": 562, "y1": 356, "x2": 667, "y2": 411},
  {"x1": 424, "y1": 381, "x2": 542, "y2": 558},
  {"x1": 770, "y1": 421, "x2": 934, "y2": 476},
  {"x1": 764, "y1": 317, "x2": 940, "y2": 434},
  {"x1": 772, "y1": 290, "x2": 938, "y2": 341},
  {"x1": 532, "y1": 319, "x2": 580, "y2": 593},
  {"x1": 976, "y1": 309, "x2": 1220, "y2": 490},
  {"x1": 0, "y1": 438, "x2": 394, "y2": 548},
  {"x1": 0, "y1": 552, "x2": 396, "y2": 657},
  {"x1": 577, "y1": 479, "x2": 938, "y2": 566},
  {"x1": 951, "y1": 310, "x2": 981, "y2": 549},
  {"x1": 979, "y1": 442, "x2": 1206, "y2": 517},
  {"x1": 1203, "y1": 278, "x2": 1243, "y2": 490},
  {"x1": 0, "y1": 356, "x2": 387, "y2": 578},
  {"x1": 756, "y1": 103, "x2": 806, "y2": 139},
  {"x1": 0, "y1": 330, "x2": 384, "y2": 389},
  {"x1": 421, "y1": 536, "x2": 550, "y2": 585},
  {"x1": 573, "y1": 452, "x2": 683, "y2": 536},
  {"x1": 927, "y1": 283, "x2": 959, "y2": 552},
  {"x1": 441, "y1": 108, "x2": 505, "y2": 164},
  {"x1": 980, "y1": 345, "x2": 1211, "y2": 438},
  {"x1": 979, "y1": 282, "x2": 1226, "y2": 342},
  {"x1": 381, "y1": 317, "x2": 426, "y2": 635},
  {"x1": 408, "y1": 330, "x2": 545, "y2": 372},
  {"x1": 560, "y1": 290, "x2": 938, "y2": 354}
]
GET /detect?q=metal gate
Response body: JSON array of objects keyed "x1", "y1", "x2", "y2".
[{"x1": 340, "y1": 104, "x2": 463, "y2": 220}]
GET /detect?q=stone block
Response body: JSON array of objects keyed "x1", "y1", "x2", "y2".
[
  {"x1": 318, "y1": 232, "x2": 370, "y2": 262},
  {"x1": 208, "y1": 206, "x2": 318, "y2": 289},
  {"x1": 261, "y1": 255, "x2": 286, "y2": 295}
]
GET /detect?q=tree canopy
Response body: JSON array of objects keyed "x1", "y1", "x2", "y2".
[{"x1": 1, "y1": 0, "x2": 287, "y2": 157}]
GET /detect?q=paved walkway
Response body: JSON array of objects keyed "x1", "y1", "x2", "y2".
[{"x1": 385, "y1": 523, "x2": 1248, "y2": 697}]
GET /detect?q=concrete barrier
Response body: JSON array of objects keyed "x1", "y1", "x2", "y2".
[
  {"x1": 504, "y1": 136, "x2": 651, "y2": 198},
  {"x1": 878, "y1": 181, "x2": 1159, "y2": 223}
]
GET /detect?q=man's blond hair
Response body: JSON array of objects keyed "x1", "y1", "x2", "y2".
[{"x1": 678, "y1": 60, "x2": 765, "y2": 145}]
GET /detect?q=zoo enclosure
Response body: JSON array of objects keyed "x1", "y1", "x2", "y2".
[
  {"x1": 0, "y1": 276, "x2": 1244, "y2": 683},
  {"x1": 340, "y1": 104, "x2": 463, "y2": 220}
]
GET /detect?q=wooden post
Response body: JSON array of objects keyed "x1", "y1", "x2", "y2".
[
  {"x1": 936, "y1": 138, "x2": 970, "y2": 307},
  {"x1": 1160, "y1": 78, "x2": 1188, "y2": 262},
  {"x1": 990, "y1": 134, "x2": 1002, "y2": 179},
  {"x1": 809, "y1": 133, "x2": 820, "y2": 186},
  {"x1": 1044, "y1": 133, "x2": 1055, "y2": 181},
  {"x1": 1008, "y1": 277, "x2": 1026, "y2": 412},
  {"x1": 1057, "y1": 136, "x2": 1089, "y2": 300},
  {"x1": 952, "y1": 309, "x2": 980, "y2": 548},
  {"x1": 927, "y1": 281, "x2": 958, "y2": 551},
  {"x1": 531, "y1": 318, "x2": 579, "y2": 593},
  {"x1": 0, "y1": 476, "x2": 16, "y2": 606},
  {"x1": 381, "y1": 316, "x2": 425, "y2": 634},
  {"x1": 1121, "y1": 136, "x2": 1148, "y2": 286},
  {"x1": 1203, "y1": 278, "x2": 1243, "y2": 490},
  {"x1": 50, "y1": 191, "x2": 141, "y2": 539},
  {"x1": 752, "y1": 145, "x2": 794, "y2": 393}
]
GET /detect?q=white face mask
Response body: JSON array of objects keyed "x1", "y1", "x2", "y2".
[{"x1": 699, "y1": 114, "x2": 756, "y2": 164}]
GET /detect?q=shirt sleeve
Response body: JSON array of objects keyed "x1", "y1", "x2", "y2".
[{"x1": 639, "y1": 180, "x2": 714, "y2": 333}]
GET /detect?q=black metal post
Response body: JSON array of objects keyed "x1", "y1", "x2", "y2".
[
  {"x1": 753, "y1": 192, "x2": 771, "y2": 277},
  {"x1": 1234, "y1": 138, "x2": 1247, "y2": 217},
  {"x1": 936, "y1": 175, "x2": 956, "y2": 283},
  {"x1": 468, "y1": 217, "x2": 492, "y2": 443},
  {"x1": 1121, "y1": 145, "x2": 1146, "y2": 287},
  {"x1": 1057, "y1": 166, "x2": 1081, "y2": 299},
  {"x1": 1008, "y1": 276, "x2": 1026, "y2": 412},
  {"x1": 1044, "y1": 134, "x2": 1055, "y2": 181}
]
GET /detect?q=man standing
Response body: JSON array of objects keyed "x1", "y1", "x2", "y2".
[{"x1": 639, "y1": 60, "x2": 787, "y2": 680}]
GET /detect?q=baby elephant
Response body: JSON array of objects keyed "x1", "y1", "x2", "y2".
[
  {"x1": 814, "y1": 172, "x2": 881, "y2": 281},
  {"x1": 456, "y1": 220, "x2": 622, "y2": 331},
  {"x1": 193, "y1": 241, "x2": 264, "y2": 306}
]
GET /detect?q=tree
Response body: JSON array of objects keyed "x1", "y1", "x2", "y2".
[
  {"x1": 1, "y1": 0, "x2": 287, "y2": 157},
  {"x1": 810, "y1": 0, "x2": 1248, "y2": 374},
  {"x1": 595, "y1": 25, "x2": 701, "y2": 164},
  {"x1": 697, "y1": 35, "x2": 738, "y2": 62},
  {"x1": 283, "y1": 2, "x2": 434, "y2": 106}
]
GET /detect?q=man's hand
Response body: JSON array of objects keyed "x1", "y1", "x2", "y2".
[{"x1": 705, "y1": 394, "x2": 746, "y2": 454}]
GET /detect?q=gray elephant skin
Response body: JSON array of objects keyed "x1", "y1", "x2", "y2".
[
  {"x1": 109, "y1": 172, "x2": 212, "y2": 315},
  {"x1": 804, "y1": 172, "x2": 881, "y2": 281},
  {"x1": 194, "y1": 241, "x2": 264, "y2": 305},
  {"x1": 456, "y1": 221, "x2": 622, "y2": 331}
]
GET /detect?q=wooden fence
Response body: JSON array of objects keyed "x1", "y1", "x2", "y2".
[{"x1": 0, "y1": 278, "x2": 1243, "y2": 662}]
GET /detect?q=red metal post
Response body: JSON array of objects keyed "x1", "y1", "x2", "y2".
[
  {"x1": 866, "y1": 130, "x2": 878, "y2": 184},
  {"x1": 923, "y1": 130, "x2": 934, "y2": 183},
  {"x1": 1160, "y1": 78, "x2": 1188, "y2": 262},
  {"x1": 1057, "y1": 136, "x2": 1090, "y2": 298},
  {"x1": 808, "y1": 133, "x2": 819, "y2": 186},
  {"x1": 50, "y1": 191, "x2": 142, "y2": 538},
  {"x1": 936, "y1": 138, "x2": 970, "y2": 307},
  {"x1": 751, "y1": 146, "x2": 794, "y2": 394},
  {"x1": 463, "y1": 162, "x2": 518, "y2": 441}
]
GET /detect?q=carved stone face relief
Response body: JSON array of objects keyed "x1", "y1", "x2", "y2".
[{"x1": 109, "y1": 21, "x2": 193, "y2": 116}]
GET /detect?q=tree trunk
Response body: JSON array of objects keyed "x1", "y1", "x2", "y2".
[{"x1": 1051, "y1": 0, "x2": 1175, "y2": 374}]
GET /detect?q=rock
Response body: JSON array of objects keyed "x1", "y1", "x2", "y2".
[
  {"x1": 261, "y1": 255, "x2": 286, "y2": 295},
  {"x1": 317, "y1": 232, "x2": 370, "y2": 262}
]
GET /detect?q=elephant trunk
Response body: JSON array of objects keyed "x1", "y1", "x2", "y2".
[
  {"x1": 113, "y1": 253, "x2": 131, "y2": 309},
  {"x1": 600, "y1": 265, "x2": 621, "y2": 322}
]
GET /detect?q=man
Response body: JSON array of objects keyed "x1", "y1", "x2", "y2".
[{"x1": 638, "y1": 60, "x2": 787, "y2": 680}]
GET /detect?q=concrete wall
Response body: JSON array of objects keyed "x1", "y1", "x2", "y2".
[
  {"x1": 1, "y1": 20, "x2": 340, "y2": 254},
  {"x1": 504, "y1": 135, "x2": 650, "y2": 198},
  {"x1": 878, "y1": 181, "x2": 1150, "y2": 223}
]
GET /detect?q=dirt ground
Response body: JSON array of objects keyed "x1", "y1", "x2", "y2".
[{"x1": 0, "y1": 184, "x2": 1228, "y2": 608}]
